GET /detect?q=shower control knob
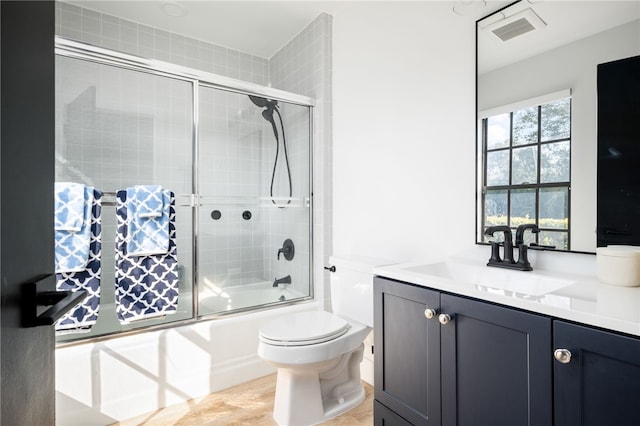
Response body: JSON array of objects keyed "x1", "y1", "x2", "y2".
[
  {"x1": 438, "y1": 313, "x2": 452, "y2": 325},
  {"x1": 554, "y1": 348, "x2": 572, "y2": 364},
  {"x1": 277, "y1": 239, "x2": 295, "y2": 261},
  {"x1": 424, "y1": 308, "x2": 437, "y2": 319}
]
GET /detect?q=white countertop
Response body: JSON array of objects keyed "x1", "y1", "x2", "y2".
[{"x1": 374, "y1": 255, "x2": 640, "y2": 337}]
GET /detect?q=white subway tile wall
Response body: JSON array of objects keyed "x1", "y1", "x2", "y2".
[{"x1": 56, "y1": 2, "x2": 270, "y2": 85}]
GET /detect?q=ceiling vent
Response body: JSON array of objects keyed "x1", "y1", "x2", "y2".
[{"x1": 486, "y1": 8, "x2": 546, "y2": 42}]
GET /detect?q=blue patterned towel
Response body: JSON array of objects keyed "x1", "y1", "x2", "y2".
[
  {"x1": 115, "y1": 190, "x2": 179, "y2": 324},
  {"x1": 125, "y1": 185, "x2": 170, "y2": 256},
  {"x1": 56, "y1": 189, "x2": 102, "y2": 333},
  {"x1": 54, "y1": 182, "x2": 85, "y2": 231},
  {"x1": 55, "y1": 184, "x2": 94, "y2": 273},
  {"x1": 130, "y1": 185, "x2": 164, "y2": 218}
]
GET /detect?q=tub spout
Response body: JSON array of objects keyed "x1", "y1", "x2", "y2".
[{"x1": 273, "y1": 275, "x2": 292, "y2": 287}]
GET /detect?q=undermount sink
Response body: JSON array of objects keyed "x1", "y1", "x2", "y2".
[{"x1": 403, "y1": 260, "x2": 574, "y2": 297}]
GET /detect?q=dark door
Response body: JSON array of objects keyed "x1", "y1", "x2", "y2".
[
  {"x1": 374, "y1": 277, "x2": 441, "y2": 426},
  {"x1": 1, "y1": 2, "x2": 56, "y2": 425},
  {"x1": 554, "y1": 320, "x2": 640, "y2": 426},
  {"x1": 440, "y1": 294, "x2": 552, "y2": 426},
  {"x1": 596, "y1": 54, "x2": 640, "y2": 246}
]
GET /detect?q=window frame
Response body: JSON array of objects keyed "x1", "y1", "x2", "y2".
[{"x1": 479, "y1": 92, "x2": 572, "y2": 250}]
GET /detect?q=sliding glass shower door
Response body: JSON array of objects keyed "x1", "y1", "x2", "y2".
[
  {"x1": 197, "y1": 85, "x2": 312, "y2": 316},
  {"x1": 55, "y1": 41, "x2": 313, "y2": 343},
  {"x1": 55, "y1": 55, "x2": 195, "y2": 343}
]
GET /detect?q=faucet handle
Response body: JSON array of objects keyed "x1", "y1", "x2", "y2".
[
  {"x1": 277, "y1": 239, "x2": 295, "y2": 261},
  {"x1": 489, "y1": 242, "x2": 502, "y2": 263},
  {"x1": 516, "y1": 244, "x2": 533, "y2": 271}
]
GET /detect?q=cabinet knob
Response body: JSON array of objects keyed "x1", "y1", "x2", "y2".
[
  {"x1": 554, "y1": 348, "x2": 572, "y2": 364},
  {"x1": 438, "y1": 313, "x2": 452, "y2": 325},
  {"x1": 424, "y1": 308, "x2": 437, "y2": 319}
]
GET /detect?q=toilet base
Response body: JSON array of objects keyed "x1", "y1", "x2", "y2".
[{"x1": 272, "y1": 344, "x2": 365, "y2": 426}]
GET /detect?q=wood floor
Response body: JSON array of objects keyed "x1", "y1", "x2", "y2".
[{"x1": 114, "y1": 374, "x2": 374, "y2": 426}]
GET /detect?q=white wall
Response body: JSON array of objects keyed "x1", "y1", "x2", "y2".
[{"x1": 332, "y1": 2, "x2": 477, "y2": 264}]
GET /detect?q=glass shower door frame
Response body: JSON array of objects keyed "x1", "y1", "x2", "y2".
[{"x1": 55, "y1": 36, "x2": 315, "y2": 343}]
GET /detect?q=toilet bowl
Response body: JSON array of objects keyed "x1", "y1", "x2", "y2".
[{"x1": 258, "y1": 256, "x2": 388, "y2": 426}]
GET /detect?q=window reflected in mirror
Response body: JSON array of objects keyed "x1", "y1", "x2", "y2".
[{"x1": 481, "y1": 95, "x2": 571, "y2": 250}]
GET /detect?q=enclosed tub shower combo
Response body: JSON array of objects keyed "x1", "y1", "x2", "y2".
[{"x1": 54, "y1": 37, "x2": 314, "y2": 344}]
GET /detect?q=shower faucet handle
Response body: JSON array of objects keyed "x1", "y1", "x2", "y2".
[{"x1": 278, "y1": 239, "x2": 295, "y2": 261}]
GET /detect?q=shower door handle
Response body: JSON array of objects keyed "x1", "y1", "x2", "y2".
[{"x1": 21, "y1": 274, "x2": 87, "y2": 327}]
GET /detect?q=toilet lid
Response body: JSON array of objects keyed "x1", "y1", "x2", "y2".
[{"x1": 260, "y1": 311, "x2": 351, "y2": 346}]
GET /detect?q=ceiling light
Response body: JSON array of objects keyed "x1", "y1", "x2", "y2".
[
  {"x1": 161, "y1": 1, "x2": 187, "y2": 18},
  {"x1": 452, "y1": 0, "x2": 487, "y2": 17}
]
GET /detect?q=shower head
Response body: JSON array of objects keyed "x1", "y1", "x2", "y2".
[
  {"x1": 249, "y1": 95, "x2": 278, "y2": 110},
  {"x1": 249, "y1": 95, "x2": 267, "y2": 108},
  {"x1": 262, "y1": 108, "x2": 274, "y2": 122}
]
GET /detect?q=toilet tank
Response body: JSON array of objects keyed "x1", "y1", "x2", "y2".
[{"x1": 329, "y1": 255, "x2": 391, "y2": 327}]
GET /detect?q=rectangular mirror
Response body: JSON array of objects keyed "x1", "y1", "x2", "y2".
[{"x1": 476, "y1": 0, "x2": 640, "y2": 253}]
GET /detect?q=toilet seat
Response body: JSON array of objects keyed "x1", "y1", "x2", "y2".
[{"x1": 260, "y1": 311, "x2": 351, "y2": 346}]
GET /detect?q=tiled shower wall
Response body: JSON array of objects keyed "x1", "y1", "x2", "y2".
[
  {"x1": 270, "y1": 14, "x2": 333, "y2": 308},
  {"x1": 55, "y1": 2, "x2": 332, "y2": 308},
  {"x1": 55, "y1": 2, "x2": 269, "y2": 85}
]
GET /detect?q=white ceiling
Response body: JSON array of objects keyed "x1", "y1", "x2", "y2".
[{"x1": 67, "y1": 0, "x2": 509, "y2": 58}]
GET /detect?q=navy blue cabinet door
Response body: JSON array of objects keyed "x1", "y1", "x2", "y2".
[
  {"x1": 374, "y1": 277, "x2": 441, "y2": 426},
  {"x1": 440, "y1": 294, "x2": 552, "y2": 426},
  {"x1": 554, "y1": 321, "x2": 640, "y2": 426}
]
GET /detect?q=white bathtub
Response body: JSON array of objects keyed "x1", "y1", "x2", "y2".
[
  {"x1": 55, "y1": 300, "x2": 319, "y2": 425},
  {"x1": 199, "y1": 280, "x2": 308, "y2": 315}
]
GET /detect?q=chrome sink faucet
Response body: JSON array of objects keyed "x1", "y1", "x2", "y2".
[{"x1": 484, "y1": 224, "x2": 539, "y2": 271}]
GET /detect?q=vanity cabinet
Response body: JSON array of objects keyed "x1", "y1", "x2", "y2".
[
  {"x1": 554, "y1": 321, "x2": 640, "y2": 426},
  {"x1": 375, "y1": 276, "x2": 640, "y2": 426},
  {"x1": 374, "y1": 277, "x2": 552, "y2": 426}
]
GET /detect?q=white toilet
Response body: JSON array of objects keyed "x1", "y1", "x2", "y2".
[{"x1": 258, "y1": 256, "x2": 385, "y2": 426}]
